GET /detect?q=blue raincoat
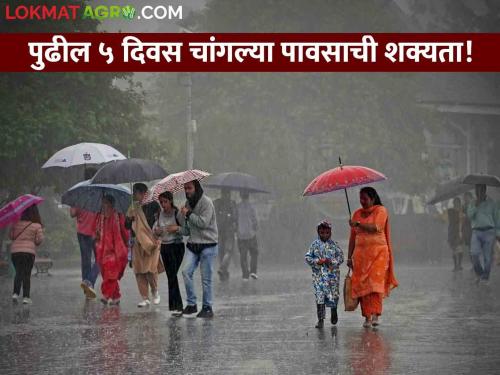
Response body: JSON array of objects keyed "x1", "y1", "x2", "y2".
[{"x1": 305, "y1": 238, "x2": 344, "y2": 307}]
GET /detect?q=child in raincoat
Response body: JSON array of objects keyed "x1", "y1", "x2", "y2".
[{"x1": 305, "y1": 220, "x2": 344, "y2": 328}]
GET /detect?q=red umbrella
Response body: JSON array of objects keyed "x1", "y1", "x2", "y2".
[{"x1": 303, "y1": 159, "x2": 387, "y2": 216}]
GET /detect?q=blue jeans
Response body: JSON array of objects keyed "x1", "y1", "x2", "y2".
[
  {"x1": 77, "y1": 233, "x2": 99, "y2": 287},
  {"x1": 182, "y1": 245, "x2": 218, "y2": 308},
  {"x1": 470, "y1": 229, "x2": 496, "y2": 280}
]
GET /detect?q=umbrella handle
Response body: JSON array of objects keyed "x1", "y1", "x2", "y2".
[
  {"x1": 339, "y1": 157, "x2": 351, "y2": 217},
  {"x1": 344, "y1": 188, "x2": 352, "y2": 218}
]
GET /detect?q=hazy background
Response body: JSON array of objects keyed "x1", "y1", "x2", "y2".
[{"x1": 1, "y1": 0, "x2": 499, "y2": 266}]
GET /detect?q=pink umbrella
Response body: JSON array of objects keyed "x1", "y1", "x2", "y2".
[
  {"x1": 0, "y1": 194, "x2": 44, "y2": 229},
  {"x1": 143, "y1": 169, "x2": 210, "y2": 203}
]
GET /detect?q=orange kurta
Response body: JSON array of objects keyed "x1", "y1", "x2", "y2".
[{"x1": 350, "y1": 205, "x2": 398, "y2": 299}]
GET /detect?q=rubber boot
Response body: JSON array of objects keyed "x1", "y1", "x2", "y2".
[
  {"x1": 331, "y1": 306, "x2": 338, "y2": 325},
  {"x1": 315, "y1": 304, "x2": 325, "y2": 328}
]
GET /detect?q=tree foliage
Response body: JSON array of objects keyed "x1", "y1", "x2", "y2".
[{"x1": 0, "y1": 0, "x2": 171, "y2": 203}]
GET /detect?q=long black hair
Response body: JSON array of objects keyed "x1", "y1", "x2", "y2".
[
  {"x1": 159, "y1": 191, "x2": 178, "y2": 212},
  {"x1": 187, "y1": 180, "x2": 204, "y2": 209},
  {"x1": 360, "y1": 187, "x2": 383, "y2": 206}
]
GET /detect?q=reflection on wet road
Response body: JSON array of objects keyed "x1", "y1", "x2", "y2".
[{"x1": 1, "y1": 265, "x2": 499, "y2": 374}]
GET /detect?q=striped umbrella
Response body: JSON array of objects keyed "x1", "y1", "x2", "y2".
[
  {"x1": 0, "y1": 194, "x2": 44, "y2": 229},
  {"x1": 143, "y1": 169, "x2": 210, "y2": 203}
]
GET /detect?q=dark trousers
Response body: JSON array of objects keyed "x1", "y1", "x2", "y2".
[
  {"x1": 160, "y1": 242, "x2": 185, "y2": 311},
  {"x1": 12, "y1": 253, "x2": 35, "y2": 298},
  {"x1": 238, "y1": 237, "x2": 258, "y2": 279},
  {"x1": 218, "y1": 232, "x2": 235, "y2": 273}
]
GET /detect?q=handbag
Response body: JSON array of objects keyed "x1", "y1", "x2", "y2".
[
  {"x1": 157, "y1": 257, "x2": 165, "y2": 274},
  {"x1": 343, "y1": 268, "x2": 359, "y2": 311}
]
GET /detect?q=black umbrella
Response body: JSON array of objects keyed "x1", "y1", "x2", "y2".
[
  {"x1": 427, "y1": 177, "x2": 473, "y2": 205},
  {"x1": 204, "y1": 172, "x2": 270, "y2": 193},
  {"x1": 462, "y1": 174, "x2": 500, "y2": 187},
  {"x1": 61, "y1": 180, "x2": 131, "y2": 214},
  {"x1": 91, "y1": 158, "x2": 167, "y2": 184}
]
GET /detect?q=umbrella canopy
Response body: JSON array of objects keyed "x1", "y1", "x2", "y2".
[
  {"x1": 0, "y1": 194, "x2": 44, "y2": 229},
  {"x1": 204, "y1": 172, "x2": 270, "y2": 193},
  {"x1": 61, "y1": 180, "x2": 131, "y2": 214},
  {"x1": 42, "y1": 143, "x2": 126, "y2": 169},
  {"x1": 91, "y1": 158, "x2": 167, "y2": 184},
  {"x1": 144, "y1": 169, "x2": 210, "y2": 203},
  {"x1": 303, "y1": 163, "x2": 387, "y2": 217},
  {"x1": 303, "y1": 165, "x2": 387, "y2": 197},
  {"x1": 462, "y1": 174, "x2": 500, "y2": 187},
  {"x1": 427, "y1": 177, "x2": 473, "y2": 205}
]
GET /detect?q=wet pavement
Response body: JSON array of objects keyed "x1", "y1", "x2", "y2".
[{"x1": 1, "y1": 263, "x2": 499, "y2": 374}]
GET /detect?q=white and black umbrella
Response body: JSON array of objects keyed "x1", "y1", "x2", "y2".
[{"x1": 42, "y1": 142, "x2": 126, "y2": 169}]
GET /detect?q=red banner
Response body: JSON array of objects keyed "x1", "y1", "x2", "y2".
[{"x1": 0, "y1": 33, "x2": 499, "y2": 72}]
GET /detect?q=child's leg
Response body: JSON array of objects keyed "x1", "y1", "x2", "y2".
[
  {"x1": 331, "y1": 297, "x2": 339, "y2": 325},
  {"x1": 315, "y1": 303, "x2": 325, "y2": 328}
]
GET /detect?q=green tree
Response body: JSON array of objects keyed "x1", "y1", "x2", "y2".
[{"x1": 0, "y1": 0, "x2": 171, "y2": 203}]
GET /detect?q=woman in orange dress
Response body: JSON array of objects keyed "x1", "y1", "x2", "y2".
[{"x1": 347, "y1": 187, "x2": 398, "y2": 328}]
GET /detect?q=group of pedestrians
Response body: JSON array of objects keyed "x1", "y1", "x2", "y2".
[
  {"x1": 214, "y1": 189, "x2": 259, "y2": 282},
  {"x1": 70, "y1": 177, "x2": 261, "y2": 318},
  {"x1": 446, "y1": 184, "x2": 500, "y2": 282},
  {"x1": 8, "y1": 176, "x2": 497, "y2": 329},
  {"x1": 72, "y1": 180, "x2": 221, "y2": 318}
]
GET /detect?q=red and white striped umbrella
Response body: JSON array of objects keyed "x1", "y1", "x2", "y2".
[{"x1": 143, "y1": 169, "x2": 210, "y2": 203}]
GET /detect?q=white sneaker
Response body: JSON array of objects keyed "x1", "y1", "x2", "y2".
[
  {"x1": 22, "y1": 298, "x2": 32, "y2": 305},
  {"x1": 12, "y1": 293, "x2": 19, "y2": 302},
  {"x1": 250, "y1": 273, "x2": 259, "y2": 280},
  {"x1": 153, "y1": 292, "x2": 161, "y2": 305},
  {"x1": 138, "y1": 299, "x2": 151, "y2": 308}
]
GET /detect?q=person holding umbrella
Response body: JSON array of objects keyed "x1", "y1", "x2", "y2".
[
  {"x1": 178, "y1": 180, "x2": 219, "y2": 318},
  {"x1": 95, "y1": 195, "x2": 129, "y2": 305},
  {"x1": 153, "y1": 191, "x2": 185, "y2": 313},
  {"x1": 466, "y1": 184, "x2": 500, "y2": 284},
  {"x1": 213, "y1": 188, "x2": 237, "y2": 282},
  {"x1": 70, "y1": 167, "x2": 100, "y2": 300},
  {"x1": 347, "y1": 187, "x2": 398, "y2": 328},
  {"x1": 9, "y1": 204, "x2": 44, "y2": 304}
]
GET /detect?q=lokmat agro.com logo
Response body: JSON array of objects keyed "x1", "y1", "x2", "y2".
[{"x1": 4, "y1": 4, "x2": 183, "y2": 21}]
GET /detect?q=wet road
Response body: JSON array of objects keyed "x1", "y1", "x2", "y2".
[{"x1": 1, "y1": 263, "x2": 499, "y2": 374}]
